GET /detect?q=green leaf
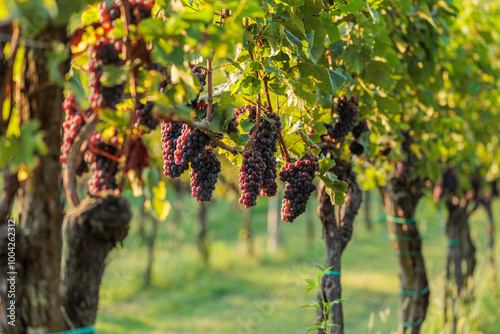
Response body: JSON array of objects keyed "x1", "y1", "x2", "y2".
[
  {"x1": 47, "y1": 41, "x2": 69, "y2": 85},
  {"x1": 320, "y1": 173, "x2": 348, "y2": 205},
  {"x1": 224, "y1": 58, "x2": 244, "y2": 73},
  {"x1": 318, "y1": 158, "x2": 335, "y2": 176},
  {"x1": 299, "y1": 301, "x2": 320, "y2": 309},
  {"x1": 100, "y1": 65, "x2": 128, "y2": 86},
  {"x1": 81, "y1": 5, "x2": 99, "y2": 25},
  {"x1": 340, "y1": 0, "x2": 364, "y2": 14},
  {"x1": 321, "y1": 17, "x2": 340, "y2": 43},
  {"x1": 298, "y1": 61, "x2": 346, "y2": 95},
  {"x1": 285, "y1": 6, "x2": 305, "y2": 34}
]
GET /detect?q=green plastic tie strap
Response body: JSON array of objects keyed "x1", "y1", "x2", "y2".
[
  {"x1": 392, "y1": 249, "x2": 422, "y2": 257},
  {"x1": 400, "y1": 285, "x2": 429, "y2": 297},
  {"x1": 402, "y1": 317, "x2": 424, "y2": 328},
  {"x1": 243, "y1": 38, "x2": 249, "y2": 49},
  {"x1": 325, "y1": 271, "x2": 341, "y2": 276},
  {"x1": 47, "y1": 326, "x2": 96, "y2": 334},
  {"x1": 386, "y1": 215, "x2": 416, "y2": 224},
  {"x1": 266, "y1": 19, "x2": 275, "y2": 24},
  {"x1": 448, "y1": 239, "x2": 460, "y2": 246},
  {"x1": 389, "y1": 233, "x2": 419, "y2": 241},
  {"x1": 374, "y1": 212, "x2": 387, "y2": 224}
]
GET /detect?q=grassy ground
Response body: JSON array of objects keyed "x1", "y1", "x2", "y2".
[{"x1": 96, "y1": 191, "x2": 500, "y2": 334}]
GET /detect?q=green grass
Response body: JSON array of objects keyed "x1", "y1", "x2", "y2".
[{"x1": 96, "y1": 192, "x2": 500, "y2": 334}]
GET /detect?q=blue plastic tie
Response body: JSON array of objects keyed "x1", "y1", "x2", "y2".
[
  {"x1": 400, "y1": 285, "x2": 429, "y2": 297},
  {"x1": 386, "y1": 215, "x2": 416, "y2": 224},
  {"x1": 47, "y1": 326, "x2": 96, "y2": 334},
  {"x1": 325, "y1": 271, "x2": 341, "y2": 276},
  {"x1": 402, "y1": 317, "x2": 424, "y2": 328}
]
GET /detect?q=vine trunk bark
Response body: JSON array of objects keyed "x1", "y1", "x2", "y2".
[
  {"x1": 443, "y1": 198, "x2": 476, "y2": 330},
  {"x1": 61, "y1": 193, "x2": 131, "y2": 328},
  {"x1": 316, "y1": 160, "x2": 362, "y2": 334},
  {"x1": 1, "y1": 24, "x2": 69, "y2": 333},
  {"x1": 379, "y1": 177, "x2": 429, "y2": 334}
]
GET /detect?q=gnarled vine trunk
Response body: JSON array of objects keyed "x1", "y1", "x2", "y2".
[
  {"x1": 379, "y1": 177, "x2": 429, "y2": 334},
  {"x1": 62, "y1": 193, "x2": 131, "y2": 328},
  {"x1": 443, "y1": 198, "x2": 476, "y2": 330},
  {"x1": 316, "y1": 160, "x2": 362, "y2": 334},
  {"x1": 481, "y1": 196, "x2": 496, "y2": 287},
  {"x1": 3, "y1": 24, "x2": 69, "y2": 333}
]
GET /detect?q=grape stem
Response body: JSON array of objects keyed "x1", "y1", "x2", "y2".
[
  {"x1": 90, "y1": 147, "x2": 121, "y2": 163},
  {"x1": 184, "y1": 118, "x2": 239, "y2": 155},
  {"x1": 63, "y1": 113, "x2": 99, "y2": 207}
]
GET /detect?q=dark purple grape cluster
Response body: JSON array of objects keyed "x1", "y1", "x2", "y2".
[
  {"x1": 162, "y1": 122, "x2": 221, "y2": 201},
  {"x1": 85, "y1": 132, "x2": 120, "y2": 195},
  {"x1": 98, "y1": 0, "x2": 153, "y2": 25},
  {"x1": 60, "y1": 94, "x2": 92, "y2": 167},
  {"x1": 280, "y1": 153, "x2": 319, "y2": 223},
  {"x1": 189, "y1": 151, "x2": 222, "y2": 202},
  {"x1": 324, "y1": 94, "x2": 359, "y2": 141},
  {"x1": 161, "y1": 121, "x2": 185, "y2": 178},
  {"x1": 226, "y1": 113, "x2": 239, "y2": 134},
  {"x1": 349, "y1": 119, "x2": 369, "y2": 155},
  {"x1": 349, "y1": 141, "x2": 364, "y2": 155},
  {"x1": 134, "y1": 102, "x2": 159, "y2": 132},
  {"x1": 88, "y1": 38, "x2": 124, "y2": 111},
  {"x1": 174, "y1": 125, "x2": 212, "y2": 170},
  {"x1": 256, "y1": 112, "x2": 281, "y2": 197},
  {"x1": 238, "y1": 151, "x2": 265, "y2": 208},
  {"x1": 351, "y1": 119, "x2": 369, "y2": 139},
  {"x1": 189, "y1": 63, "x2": 207, "y2": 93}
]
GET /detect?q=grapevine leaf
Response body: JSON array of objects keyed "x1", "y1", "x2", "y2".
[
  {"x1": 298, "y1": 61, "x2": 346, "y2": 95},
  {"x1": 100, "y1": 65, "x2": 128, "y2": 86},
  {"x1": 299, "y1": 301, "x2": 320, "y2": 309},
  {"x1": 321, "y1": 17, "x2": 340, "y2": 43},
  {"x1": 81, "y1": 5, "x2": 99, "y2": 25},
  {"x1": 340, "y1": 0, "x2": 364, "y2": 14},
  {"x1": 47, "y1": 41, "x2": 69, "y2": 85},
  {"x1": 318, "y1": 157, "x2": 335, "y2": 176},
  {"x1": 224, "y1": 58, "x2": 244, "y2": 73},
  {"x1": 320, "y1": 172, "x2": 348, "y2": 206},
  {"x1": 209, "y1": 105, "x2": 234, "y2": 133},
  {"x1": 285, "y1": 6, "x2": 305, "y2": 35},
  {"x1": 283, "y1": 133, "x2": 306, "y2": 157}
]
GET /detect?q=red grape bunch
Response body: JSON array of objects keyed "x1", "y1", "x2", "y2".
[
  {"x1": 238, "y1": 151, "x2": 266, "y2": 208},
  {"x1": 256, "y1": 112, "x2": 281, "y2": 197},
  {"x1": 98, "y1": 0, "x2": 153, "y2": 25},
  {"x1": 85, "y1": 133, "x2": 120, "y2": 195},
  {"x1": 324, "y1": 94, "x2": 359, "y2": 141},
  {"x1": 189, "y1": 150, "x2": 222, "y2": 202},
  {"x1": 280, "y1": 152, "x2": 319, "y2": 223},
  {"x1": 88, "y1": 38, "x2": 124, "y2": 111},
  {"x1": 161, "y1": 121, "x2": 185, "y2": 178},
  {"x1": 134, "y1": 101, "x2": 159, "y2": 132},
  {"x1": 60, "y1": 94, "x2": 92, "y2": 170}
]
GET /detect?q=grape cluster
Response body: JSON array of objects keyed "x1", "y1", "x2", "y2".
[
  {"x1": 324, "y1": 94, "x2": 359, "y2": 141},
  {"x1": 238, "y1": 151, "x2": 265, "y2": 208},
  {"x1": 60, "y1": 94, "x2": 92, "y2": 167},
  {"x1": 85, "y1": 133, "x2": 120, "y2": 195},
  {"x1": 226, "y1": 111, "x2": 240, "y2": 134},
  {"x1": 351, "y1": 119, "x2": 369, "y2": 139},
  {"x1": 174, "y1": 125, "x2": 212, "y2": 172},
  {"x1": 280, "y1": 153, "x2": 319, "y2": 223},
  {"x1": 134, "y1": 102, "x2": 159, "y2": 132},
  {"x1": 256, "y1": 112, "x2": 281, "y2": 197},
  {"x1": 349, "y1": 119, "x2": 369, "y2": 155},
  {"x1": 98, "y1": 0, "x2": 153, "y2": 25},
  {"x1": 88, "y1": 38, "x2": 124, "y2": 111},
  {"x1": 161, "y1": 121, "x2": 185, "y2": 178},
  {"x1": 187, "y1": 63, "x2": 207, "y2": 107},
  {"x1": 189, "y1": 151, "x2": 222, "y2": 202},
  {"x1": 161, "y1": 122, "x2": 221, "y2": 201},
  {"x1": 190, "y1": 63, "x2": 207, "y2": 92}
]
